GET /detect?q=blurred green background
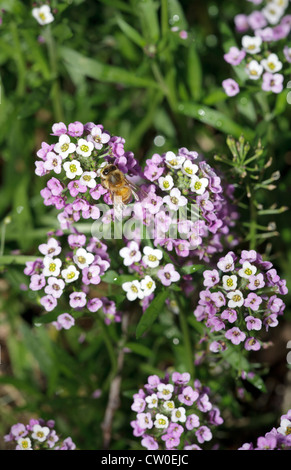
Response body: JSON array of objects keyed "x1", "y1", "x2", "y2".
[{"x1": 0, "y1": 0, "x2": 290, "y2": 449}]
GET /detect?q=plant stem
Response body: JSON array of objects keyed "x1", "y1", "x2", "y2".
[
  {"x1": 177, "y1": 296, "x2": 195, "y2": 378},
  {"x1": 248, "y1": 184, "x2": 257, "y2": 250},
  {"x1": 44, "y1": 26, "x2": 64, "y2": 122}
]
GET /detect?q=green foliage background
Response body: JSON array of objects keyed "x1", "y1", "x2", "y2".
[{"x1": 0, "y1": 0, "x2": 290, "y2": 450}]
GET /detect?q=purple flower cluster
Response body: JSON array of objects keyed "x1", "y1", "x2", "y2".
[
  {"x1": 24, "y1": 230, "x2": 120, "y2": 327},
  {"x1": 223, "y1": 0, "x2": 290, "y2": 95},
  {"x1": 131, "y1": 371, "x2": 223, "y2": 450},
  {"x1": 239, "y1": 409, "x2": 291, "y2": 450},
  {"x1": 35, "y1": 120, "x2": 142, "y2": 229},
  {"x1": 4, "y1": 418, "x2": 76, "y2": 450},
  {"x1": 142, "y1": 149, "x2": 238, "y2": 262},
  {"x1": 194, "y1": 250, "x2": 288, "y2": 352}
]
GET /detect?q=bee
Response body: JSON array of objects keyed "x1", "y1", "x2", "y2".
[{"x1": 99, "y1": 164, "x2": 144, "y2": 219}]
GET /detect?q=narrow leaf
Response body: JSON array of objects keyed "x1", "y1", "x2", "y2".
[{"x1": 136, "y1": 290, "x2": 168, "y2": 339}]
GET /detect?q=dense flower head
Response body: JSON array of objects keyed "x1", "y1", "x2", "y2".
[
  {"x1": 142, "y1": 149, "x2": 239, "y2": 262},
  {"x1": 35, "y1": 121, "x2": 142, "y2": 229},
  {"x1": 239, "y1": 409, "x2": 291, "y2": 450},
  {"x1": 223, "y1": 0, "x2": 290, "y2": 95},
  {"x1": 4, "y1": 418, "x2": 76, "y2": 450},
  {"x1": 194, "y1": 250, "x2": 288, "y2": 352},
  {"x1": 131, "y1": 372, "x2": 223, "y2": 450},
  {"x1": 24, "y1": 230, "x2": 121, "y2": 326}
]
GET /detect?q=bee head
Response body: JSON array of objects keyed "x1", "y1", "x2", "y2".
[{"x1": 101, "y1": 164, "x2": 117, "y2": 176}]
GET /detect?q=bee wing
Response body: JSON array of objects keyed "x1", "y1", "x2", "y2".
[{"x1": 124, "y1": 178, "x2": 147, "y2": 202}]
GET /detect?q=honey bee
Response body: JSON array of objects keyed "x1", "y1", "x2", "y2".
[{"x1": 99, "y1": 164, "x2": 144, "y2": 219}]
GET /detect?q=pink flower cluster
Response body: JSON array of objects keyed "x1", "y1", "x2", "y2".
[
  {"x1": 223, "y1": 0, "x2": 290, "y2": 95},
  {"x1": 142, "y1": 149, "x2": 238, "y2": 262},
  {"x1": 24, "y1": 230, "x2": 120, "y2": 327},
  {"x1": 131, "y1": 372, "x2": 223, "y2": 450},
  {"x1": 35, "y1": 120, "x2": 142, "y2": 229},
  {"x1": 4, "y1": 418, "x2": 76, "y2": 450},
  {"x1": 194, "y1": 250, "x2": 288, "y2": 352},
  {"x1": 239, "y1": 409, "x2": 291, "y2": 450}
]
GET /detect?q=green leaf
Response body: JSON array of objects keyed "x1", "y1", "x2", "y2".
[
  {"x1": 180, "y1": 264, "x2": 205, "y2": 275},
  {"x1": 178, "y1": 101, "x2": 255, "y2": 140},
  {"x1": 0, "y1": 255, "x2": 40, "y2": 266},
  {"x1": 187, "y1": 43, "x2": 202, "y2": 101},
  {"x1": 167, "y1": 0, "x2": 188, "y2": 30},
  {"x1": 116, "y1": 16, "x2": 146, "y2": 48},
  {"x1": 245, "y1": 373, "x2": 267, "y2": 393},
  {"x1": 101, "y1": 270, "x2": 135, "y2": 286},
  {"x1": 60, "y1": 47, "x2": 160, "y2": 89},
  {"x1": 136, "y1": 290, "x2": 168, "y2": 339},
  {"x1": 137, "y1": 0, "x2": 160, "y2": 43},
  {"x1": 125, "y1": 342, "x2": 153, "y2": 358}
]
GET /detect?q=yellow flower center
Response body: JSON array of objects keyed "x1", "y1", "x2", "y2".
[
  {"x1": 148, "y1": 255, "x2": 157, "y2": 262},
  {"x1": 39, "y1": 13, "x2": 46, "y2": 21},
  {"x1": 146, "y1": 281, "x2": 153, "y2": 289},
  {"x1": 70, "y1": 164, "x2": 77, "y2": 173},
  {"x1": 244, "y1": 268, "x2": 252, "y2": 275},
  {"x1": 163, "y1": 180, "x2": 170, "y2": 188},
  {"x1": 170, "y1": 196, "x2": 179, "y2": 205},
  {"x1": 226, "y1": 278, "x2": 234, "y2": 287},
  {"x1": 83, "y1": 175, "x2": 91, "y2": 181},
  {"x1": 158, "y1": 418, "x2": 166, "y2": 425},
  {"x1": 194, "y1": 181, "x2": 202, "y2": 190},
  {"x1": 77, "y1": 256, "x2": 86, "y2": 264},
  {"x1": 37, "y1": 431, "x2": 44, "y2": 438},
  {"x1": 49, "y1": 263, "x2": 56, "y2": 272},
  {"x1": 61, "y1": 143, "x2": 69, "y2": 152},
  {"x1": 22, "y1": 440, "x2": 29, "y2": 449},
  {"x1": 268, "y1": 62, "x2": 276, "y2": 70},
  {"x1": 175, "y1": 410, "x2": 181, "y2": 418},
  {"x1": 131, "y1": 285, "x2": 138, "y2": 293},
  {"x1": 80, "y1": 144, "x2": 89, "y2": 152},
  {"x1": 67, "y1": 271, "x2": 75, "y2": 280},
  {"x1": 233, "y1": 294, "x2": 241, "y2": 302}
]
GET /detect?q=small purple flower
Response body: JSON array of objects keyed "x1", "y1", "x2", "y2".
[
  {"x1": 54, "y1": 313, "x2": 75, "y2": 330},
  {"x1": 225, "y1": 327, "x2": 246, "y2": 345},
  {"x1": 248, "y1": 273, "x2": 265, "y2": 290},
  {"x1": 268, "y1": 295, "x2": 284, "y2": 314},
  {"x1": 136, "y1": 412, "x2": 153, "y2": 430},
  {"x1": 245, "y1": 337, "x2": 261, "y2": 351},
  {"x1": 283, "y1": 46, "x2": 291, "y2": 63},
  {"x1": 40, "y1": 294, "x2": 57, "y2": 312},
  {"x1": 68, "y1": 121, "x2": 84, "y2": 137},
  {"x1": 262, "y1": 73, "x2": 284, "y2": 94},
  {"x1": 245, "y1": 315, "x2": 262, "y2": 331},
  {"x1": 224, "y1": 46, "x2": 246, "y2": 65},
  {"x1": 186, "y1": 414, "x2": 200, "y2": 430},
  {"x1": 221, "y1": 308, "x2": 237, "y2": 323},
  {"x1": 234, "y1": 14, "x2": 249, "y2": 32},
  {"x1": 43, "y1": 151, "x2": 62, "y2": 174},
  {"x1": 51, "y1": 122, "x2": 67, "y2": 136},
  {"x1": 248, "y1": 11, "x2": 267, "y2": 30},
  {"x1": 178, "y1": 386, "x2": 199, "y2": 406},
  {"x1": 44, "y1": 277, "x2": 65, "y2": 298},
  {"x1": 141, "y1": 435, "x2": 159, "y2": 450},
  {"x1": 157, "y1": 263, "x2": 180, "y2": 286},
  {"x1": 256, "y1": 435, "x2": 277, "y2": 450},
  {"x1": 82, "y1": 265, "x2": 101, "y2": 285},
  {"x1": 69, "y1": 291, "x2": 87, "y2": 309},
  {"x1": 195, "y1": 426, "x2": 212, "y2": 444},
  {"x1": 68, "y1": 180, "x2": 87, "y2": 197},
  {"x1": 87, "y1": 298, "x2": 103, "y2": 312},
  {"x1": 244, "y1": 293, "x2": 262, "y2": 312},
  {"x1": 47, "y1": 177, "x2": 64, "y2": 196},
  {"x1": 203, "y1": 269, "x2": 220, "y2": 288},
  {"x1": 29, "y1": 273, "x2": 46, "y2": 291},
  {"x1": 222, "y1": 79, "x2": 240, "y2": 97},
  {"x1": 171, "y1": 372, "x2": 190, "y2": 385}
]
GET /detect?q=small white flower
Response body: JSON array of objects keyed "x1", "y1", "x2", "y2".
[
  {"x1": 76, "y1": 138, "x2": 94, "y2": 158},
  {"x1": 222, "y1": 275, "x2": 238, "y2": 291},
  {"x1": 79, "y1": 171, "x2": 97, "y2": 189},
  {"x1": 31, "y1": 424, "x2": 50, "y2": 442},
  {"x1": 158, "y1": 174, "x2": 174, "y2": 191},
  {"x1": 90, "y1": 126, "x2": 110, "y2": 149},
  {"x1": 38, "y1": 238, "x2": 61, "y2": 257},
  {"x1": 140, "y1": 275, "x2": 156, "y2": 297},
  {"x1": 157, "y1": 383, "x2": 174, "y2": 399},
  {"x1": 54, "y1": 134, "x2": 76, "y2": 159},
  {"x1": 154, "y1": 413, "x2": 169, "y2": 429},
  {"x1": 145, "y1": 393, "x2": 159, "y2": 408},
  {"x1": 238, "y1": 261, "x2": 257, "y2": 279},
  {"x1": 32, "y1": 5, "x2": 54, "y2": 25},
  {"x1": 262, "y1": 3, "x2": 285, "y2": 25},
  {"x1": 261, "y1": 53, "x2": 283, "y2": 73},
  {"x1": 142, "y1": 246, "x2": 163, "y2": 268},
  {"x1": 242, "y1": 35, "x2": 262, "y2": 54},
  {"x1": 42, "y1": 256, "x2": 62, "y2": 277},
  {"x1": 227, "y1": 290, "x2": 244, "y2": 308},
  {"x1": 73, "y1": 248, "x2": 95, "y2": 269},
  {"x1": 163, "y1": 187, "x2": 188, "y2": 211},
  {"x1": 190, "y1": 175, "x2": 209, "y2": 195},
  {"x1": 163, "y1": 400, "x2": 175, "y2": 411},
  {"x1": 61, "y1": 265, "x2": 80, "y2": 283},
  {"x1": 271, "y1": 0, "x2": 288, "y2": 8},
  {"x1": 182, "y1": 160, "x2": 198, "y2": 177},
  {"x1": 119, "y1": 241, "x2": 141, "y2": 266},
  {"x1": 245, "y1": 60, "x2": 264, "y2": 80},
  {"x1": 165, "y1": 151, "x2": 185, "y2": 169},
  {"x1": 171, "y1": 407, "x2": 187, "y2": 423},
  {"x1": 63, "y1": 159, "x2": 83, "y2": 179},
  {"x1": 122, "y1": 280, "x2": 144, "y2": 301},
  {"x1": 17, "y1": 437, "x2": 32, "y2": 450},
  {"x1": 277, "y1": 418, "x2": 291, "y2": 436}
]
